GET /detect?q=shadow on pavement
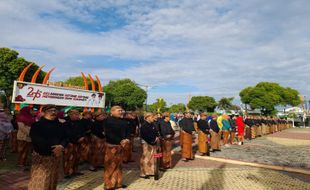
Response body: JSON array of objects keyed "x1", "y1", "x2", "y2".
[
  {"x1": 246, "y1": 166, "x2": 310, "y2": 190},
  {"x1": 198, "y1": 164, "x2": 225, "y2": 190}
]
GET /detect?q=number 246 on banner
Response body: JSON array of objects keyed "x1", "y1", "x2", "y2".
[{"x1": 12, "y1": 81, "x2": 106, "y2": 108}]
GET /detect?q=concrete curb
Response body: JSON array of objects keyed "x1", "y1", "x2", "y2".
[{"x1": 195, "y1": 155, "x2": 310, "y2": 175}]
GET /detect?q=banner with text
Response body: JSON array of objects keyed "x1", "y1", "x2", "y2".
[{"x1": 12, "y1": 81, "x2": 105, "y2": 108}]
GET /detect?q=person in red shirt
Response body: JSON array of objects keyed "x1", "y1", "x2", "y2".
[{"x1": 235, "y1": 114, "x2": 245, "y2": 145}]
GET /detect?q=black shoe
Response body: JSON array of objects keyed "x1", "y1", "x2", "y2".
[
  {"x1": 121, "y1": 185, "x2": 127, "y2": 188},
  {"x1": 89, "y1": 168, "x2": 97, "y2": 172},
  {"x1": 116, "y1": 184, "x2": 127, "y2": 189},
  {"x1": 206, "y1": 152, "x2": 210, "y2": 156},
  {"x1": 140, "y1": 176, "x2": 150, "y2": 179},
  {"x1": 159, "y1": 168, "x2": 167, "y2": 172},
  {"x1": 64, "y1": 175, "x2": 72, "y2": 179},
  {"x1": 74, "y1": 172, "x2": 84, "y2": 176}
]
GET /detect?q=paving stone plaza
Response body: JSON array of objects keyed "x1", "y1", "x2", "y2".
[
  {"x1": 1, "y1": 1, "x2": 310, "y2": 190},
  {"x1": 1, "y1": 128, "x2": 309, "y2": 190},
  {"x1": 61, "y1": 168, "x2": 309, "y2": 190}
]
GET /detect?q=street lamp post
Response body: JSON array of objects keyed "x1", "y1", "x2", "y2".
[
  {"x1": 145, "y1": 85, "x2": 149, "y2": 111},
  {"x1": 137, "y1": 83, "x2": 157, "y2": 112},
  {"x1": 304, "y1": 96, "x2": 307, "y2": 112}
]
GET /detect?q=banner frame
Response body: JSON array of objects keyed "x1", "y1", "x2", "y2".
[{"x1": 11, "y1": 80, "x2": 105, "y2": 108}]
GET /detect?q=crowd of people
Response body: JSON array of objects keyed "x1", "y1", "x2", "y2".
[
  {"x1": 178, "y1": 112, "x2": 292, "y2": 162},
  {"x1": 0, "y1": 108, "x2": 15, "y2": 161},
  {"x1": 0, "y1": 105, "x2": 292, "y2": 190}
]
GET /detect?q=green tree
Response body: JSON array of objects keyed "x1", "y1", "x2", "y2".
[
  {"x1": 281, "y1": 87, "x2": 301, "y2": 106},
  {"x1": 239, "y1": 82, "x2": 301, "y2": 115},
  {"x1": 0, "y1": 92, "x2": 6, "y2": 108},
  {"x1": 188, "y1": 96, "x2": 217, "y2": 112},
  {"x1": 168, "y1": 103, "x2": 186, "y2": 113},
  {"x1": 64, "y1": 76, "x2": 99, "y2": 90},
  {"x1": 103, "y1": 79, "x2": 147, "y2": 110},
  {"x1": 148, "y1": 98, "x2": 167, "y2": 113},
  {"x1": 218, "y1": 97, "x2": 234, "y2": 110},
  {"x1": 65, "y1": 76, "x2": 85, "y2": 86},
  {"x1": 0, "y1": 48, "x2": 46, "y2": 108}
]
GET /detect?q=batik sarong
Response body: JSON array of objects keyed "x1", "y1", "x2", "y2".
[
  {"x1": 104, "y1": 143, "x2": 123, "y2": 189},
  {"x1": 10, "y1": 130, "x2": 18, "y2": 153},
  {"x1": 17, "y1": 140, "x2": 31, "y2": 166},
  {"x1": 198, "y1": 131, "x2": 208, "y2": 153},
  {"x1": 140, "y1": 143, "x2": 156, "y2": 176},
  {"x1": 63, "y1": 143, "x2": 78, "y2": 176},
  {"x1": 122, "y1": 139, "x2": 132, "y2": 163},
  {"x1": 79, "y1": 137, "x2": 91, "y2": 162},
  {"x1": 90, "y1": 136, "x2": 105, "y2": 167},
  {"x1": 181, "y1": 131, "x2": 193, "y2": 159},
  {"x1": 28, "y1": 152, "x2": 60, "y2": 190},
  {"x1": 160, "y1": 139, "x2": 172, "y2": 168},
  {"x1": 210, "y1": 131, "x2": 221, "y2": 150}
]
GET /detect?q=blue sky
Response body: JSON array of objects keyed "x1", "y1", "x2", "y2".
[{"x1": 0, "y1": 0, "x2": 310, "y2": 104}]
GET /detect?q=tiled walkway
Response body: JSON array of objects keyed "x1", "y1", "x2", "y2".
[{"x1": 1, "y1": 128, "x2": 309, "y2": 190}]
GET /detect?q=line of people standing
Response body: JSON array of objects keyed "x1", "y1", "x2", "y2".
[
  {"x1": 140, "y1": 112, "x2": 175, "y2": 179},
  {"x1": 178, "y1": 112, "x2": 246, "y2": 162},
  {"x1": 11, "y1": 105, "x2": 176, "y2": 190},
  {"x1": 1, "y1": 105, "x2": 292, "y2": 190},
  {"x1": 178, "y1": 112, "x2": 292, "y2": 162},
  {"x1": 27, "y1": 105, "x2": 136, "y2": 190}
]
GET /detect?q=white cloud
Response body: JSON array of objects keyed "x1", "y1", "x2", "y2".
[{"x1": 0, "y1": 0, "x2": 310, "y2": 104}]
